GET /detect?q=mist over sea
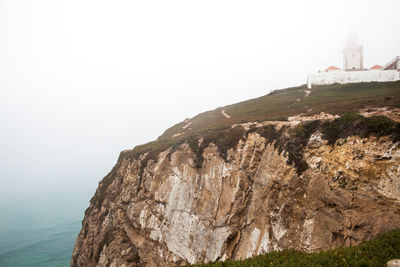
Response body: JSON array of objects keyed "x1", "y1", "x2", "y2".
[{"x1": 0, "y1": 190, "x2": 92, "y2": 267}]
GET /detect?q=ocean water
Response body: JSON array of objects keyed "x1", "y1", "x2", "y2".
[{"x1": 0, "y1": 191, "x2": 91, "y2": 267}]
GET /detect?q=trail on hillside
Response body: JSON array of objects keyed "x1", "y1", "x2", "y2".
[
  {"x1": 221, "y1": 110, "x2": 231, "y2": 119},
  {"x1": 182, "y1": 121, "x2": 192, "y2": 129}
]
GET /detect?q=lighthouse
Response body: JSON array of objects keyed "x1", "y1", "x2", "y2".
[{"x1": 343, "y1": 33, "x2": 363, "y2": 71}]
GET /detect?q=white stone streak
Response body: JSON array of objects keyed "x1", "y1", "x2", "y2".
[
  {"x1": 165, "y1": 211, "x2": 198, "y2": 264},
  {"x1": 139, "y1": 160, "x2": 232, "y2": 264},
  {"x1": 206, "y1": 227, "x2": 231, "y2": 262},
  {"x1": 222, "y1": 164, "x2": 232, "y2": 178},
  {"x1": 246, "y1": 228, "x2": 261, "y2": 258},
  {"x1": 301, "y1": 218, "x2": 315, "y2": 251},
  {"x1": 153, "y1": 149, "x2": 169, "y2": 173},
  {"x1": 150, "y1": 228, "x2": 163, "y2": 242},
  {"x1": 257, "y1": 229, "x2": 271, "y2": 254},
  {"x1": 271, "y1": 207, "x2": 287, "y2": 242},
  {"x1": 139, "y1": 208, "x2": 147, "y2": 228}
]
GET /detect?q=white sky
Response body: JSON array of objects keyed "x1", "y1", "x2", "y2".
[{"x1": 0, "y1": 0, "x2": 399, "y2": 199}]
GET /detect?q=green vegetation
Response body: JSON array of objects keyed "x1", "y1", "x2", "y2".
[
  {"x1": 289, "y1": 120, "x2": 321, "y2": 174},
  {"x1": 245, "y1": 121, "x2": 320, "y2": 175},
  {"x1": 114, "y1": 81, "x2": 400, "y2": 188},
  {"x1": 190, "y1": 228, "x2": 400, "y2": 267},
  {"x1": 123, "y1": 81, "x2": 400, "y2": 165},
  {"x1": 190, "y1": 126, "x2": 245, "y2": 168},
  {"x1": 120, "y1": 112, "x2": 400, "y2": 177},
  {"x1": 120, "y1": 126, "x2": 245, "y2": 174},
  {"x1": 321, "y1": 112, "x2": 397, "y2": 145},
  {"x1": 159, "y1": 81, "x2": 400, "y2": 140}
]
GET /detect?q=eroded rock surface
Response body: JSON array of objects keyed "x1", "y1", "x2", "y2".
[{"x1": 71, "y1": 118, "x2": 400, "y2": 267}]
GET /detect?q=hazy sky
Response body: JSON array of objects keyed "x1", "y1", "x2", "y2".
[{"x1": 1, "y1": 0, "x2": 399, "y2": 199}]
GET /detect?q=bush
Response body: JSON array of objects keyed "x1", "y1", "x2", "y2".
[
  {"x1": 322, "y1": 113, "x2": 397, "y2": 145},
  {"x1": 321, "y1": 112, "x2": 363, "y2": 145},
  {"x1": 198, "y1": 126, "x2": 245, "y2": 167},
  {"x1": 393, "y1": 124, "x2": 400, "y2": 143},
  {"x1": 283, "y1": 120, "x2": 319, "y2": 175},
  {"x1": 190, "y1": 228, "x2": 400, "y2": 267},
  {"x1": 363, "y1": 116, "x2": 395, "y2": 137}
]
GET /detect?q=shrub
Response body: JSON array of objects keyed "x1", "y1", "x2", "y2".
[
  {"x1": 393, "y1": 124, "x2": 400, "y2": 143},
  {"x1": 321, "y1": 112, "x2": 363, "y2": 145},
  {"x1": 363, "y1": 116, "x2": 395, "y2": 137},
  {"x1": 128, "y1": 126, "x2": 246, "y2": 171},
  {"x1": 322, "y1": 113, "x2": 397, "y2": 145},
  {"x1": 286, "y1": 120, "x2": 320, "y2": 175},
  {"x1": 197, "y1": 126, "x2": 245, "y2": 167},
  {"x1": 190, "y1": 228, "x2": 400, "y2": 267}
]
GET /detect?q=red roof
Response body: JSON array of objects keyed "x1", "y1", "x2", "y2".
[
  {"x1": 326, "y1": 66, "x2": 341, "y2": 71},
  {"x1": 370, "y1": 65, "x2": 382, "y2": 70}
]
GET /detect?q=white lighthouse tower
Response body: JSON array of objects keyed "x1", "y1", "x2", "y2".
[
  {"x1": 343, "y1": 33, "x2": 363, "y2": 71},
  {"x1": 306, "y1": 33, "x2": 399, "y2": 88}
]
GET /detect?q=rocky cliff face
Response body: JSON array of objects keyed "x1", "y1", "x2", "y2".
[{"x1": 71, "y1": 113, "x2": 400, "y2": 267}]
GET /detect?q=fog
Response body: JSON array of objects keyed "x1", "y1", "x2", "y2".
[{"x1": 1, "y1": 0, "x2": 399, "y2": 200}]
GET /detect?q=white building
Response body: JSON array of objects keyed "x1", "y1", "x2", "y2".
[
  {"x1": 383, "y1": 56, "x2": 400, "y2": 71},
  {"x1": 307, "y1": 70, "x2": 399, "y2": 89},
  {"x1": 307, "y1": 36, "x2": 400, "y2": 89},
  {"x1": 343, "y1": 35, "x2": 363, "y2": 71}
]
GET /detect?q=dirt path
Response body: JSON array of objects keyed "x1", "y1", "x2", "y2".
[
  {"x1": 221, "y1": 110, "x2": 231, "y2": 119},
  {"x1": 182, "y1": 121, "x2": 192, "y2": 129}
]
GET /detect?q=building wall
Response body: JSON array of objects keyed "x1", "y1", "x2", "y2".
[
  {"x1": 307, "y1": 70, "x2": 399, "y2": 88},
  {"x1": 383, "y1": 56, "x2": 400, "y2": 71},
  {"x1": 344, "y1": 50, "x2": 363, "y2": 70}
]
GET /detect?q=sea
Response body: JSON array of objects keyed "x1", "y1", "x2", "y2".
[{"x1": 0, "y1": 190, "x2": 92, "y2": 267}]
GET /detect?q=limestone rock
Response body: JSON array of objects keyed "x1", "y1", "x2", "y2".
[{"x1": 71, "y1": 121, "x2": 400, "y2": 267}]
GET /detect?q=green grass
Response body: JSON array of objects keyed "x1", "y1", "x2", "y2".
[
  {"x1": 189, "y1": 125, "x2": 245, "y2": 168},
  {"x1": 190, "y1": 228, "x2": 400, "y2": 267},
  {"x1": 122, "y1": 82, "x2": 400, "y2": 164},
  {"x1": 118, "y1": 81, "x2": 400, "y2": 177},
  {"x1": 159, "y1": 81, "x2": 400, "y2": 140},
  {"x1": 124, "y1": 82, "x2": 400, "y2": 161}
]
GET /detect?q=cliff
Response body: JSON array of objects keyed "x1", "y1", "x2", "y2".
[{"x1": 71, "y1": 82, "x2": 400, "y2": 266}]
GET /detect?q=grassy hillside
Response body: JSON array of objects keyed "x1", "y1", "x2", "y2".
[
  {"x1": 190, "y1": 228, "x2": 400, "y2": 267},
  {"x1": 121, "y1": 81, "x2": 400, "y2": 162},
  {"x1": 159, "y1": 81, "x2": 400, "y2": 140}
]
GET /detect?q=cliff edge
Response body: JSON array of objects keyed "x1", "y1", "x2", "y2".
[{"x1": 71, "y1": 82, "x2": 400, "y2": 266}]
